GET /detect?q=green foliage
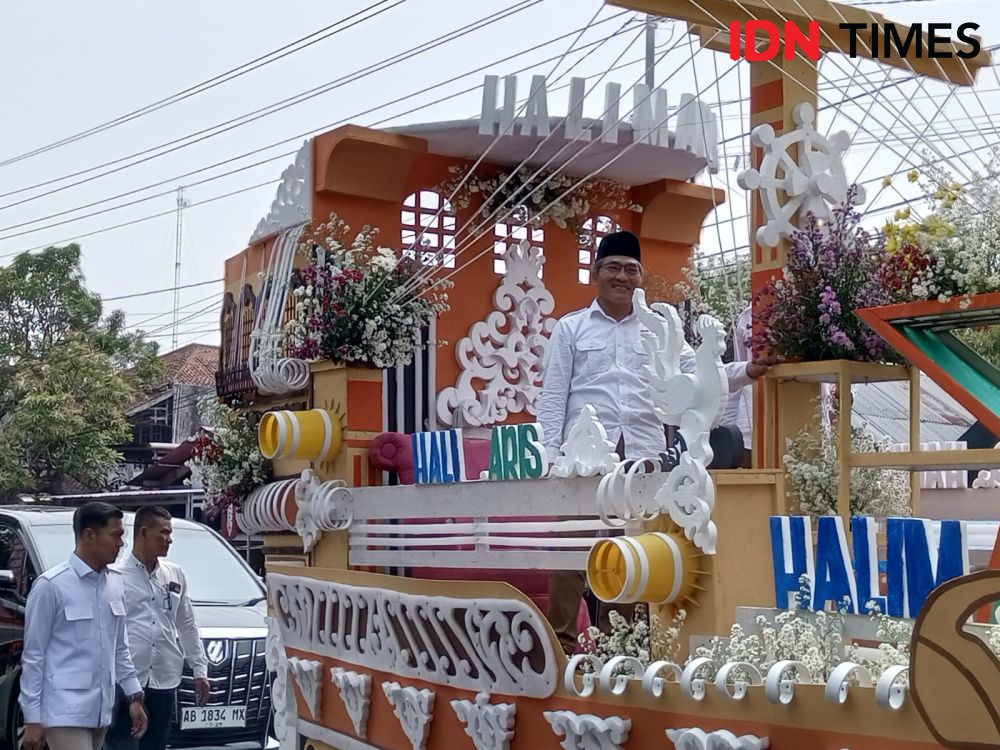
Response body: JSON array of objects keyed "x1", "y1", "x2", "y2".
[{"x1": 0, "y1": 245, "x2": 161, "y2": 497}]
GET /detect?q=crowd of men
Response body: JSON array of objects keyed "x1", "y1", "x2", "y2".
[{"x1": 21, "y1": 503, "x2": 207, "y2": 750}]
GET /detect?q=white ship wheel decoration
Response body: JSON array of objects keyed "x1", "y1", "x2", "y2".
[{"x1": 737, "y1": 102, "x2": 865, "y2": 248}]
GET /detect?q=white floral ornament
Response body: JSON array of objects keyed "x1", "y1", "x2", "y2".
[
  {"x1": 294, "y1": 468, "x2": 353, "y2": 552},
  {"x1": 249, "y1": 138, "x2": 313, "y2": 244},
  {"x1": 437, "y1": 239, "x2": 555, "y2": 427},
  {"x1": 666, "y1": 727, "x2": 769, "y2": 750},
  {"x1": 264, "y1": 617, "x2": 297, "y2": 750},
  {"x1": 737, "y1": 101, "x2": 864, "y2": 248},
  {"x1": 331, "y1": 667, "x2": 372, "y2": 737},
  {"x1": 633, "y1": 289, "x2": 726, "y2": 554},
  {"x1": 451, "y1": 692, "x2": 517, "y2": 750},
  {"x1": 550, "y1": 405, "x2": 619, "y2": 477},
  {"x1": 382, "y1": 681, "x2": 436, "y2": 750},
  {"x1": 287, "y1": 656, "x2": 323, "y2": 719},
  {"x1": 543, "y1": 711, "x2": 631, "y2": 750}
]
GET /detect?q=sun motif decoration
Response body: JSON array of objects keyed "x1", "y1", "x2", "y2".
[{"x1": 737, "y1": 102, "x2": 865, "y2": 248}]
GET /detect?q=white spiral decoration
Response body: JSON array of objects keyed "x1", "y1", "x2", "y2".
[
  {"x1": 237, "y1": 478, "x2": 297, "y2": 534},
  {"x1": 251, "y1": 223, "x2": 311, "y2": 395},
  {"x1": 595, "y1": 457, "x2": 663, "y2": 527}
]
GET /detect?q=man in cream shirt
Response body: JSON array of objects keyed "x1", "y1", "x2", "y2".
[
  {"x1": 537, "y1": 231, "x2": 768, "y2": 653},
  {"x1": 106, "y1": 505, "x2": 209, "y2": 750}
]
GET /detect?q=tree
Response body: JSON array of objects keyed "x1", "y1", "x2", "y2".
[{"x1": 0, "y1": 245, "x2": 161, "y2": 498}]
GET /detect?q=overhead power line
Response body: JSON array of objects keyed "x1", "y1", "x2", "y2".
[
  {"x1": 0, "y1": 0, "x2": 546, "y2": 210},
  {"x1": 0, "y1": 0, "x2": 406, "y2": 170},
  {"x1": 102, "y1": 278, "x2": 223, "y2": 302}
]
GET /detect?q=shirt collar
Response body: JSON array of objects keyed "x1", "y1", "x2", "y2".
[
  {"x1": 69, "y1": 552, "x2": 100, "y2": 578},
  {"x1": 588, "y1": 298, "x2": 636, "y2": 324},
  {"x1": 130, "y1": 552, "x2": 159, "y2": 576}
]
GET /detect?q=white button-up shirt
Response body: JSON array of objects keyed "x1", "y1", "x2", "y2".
[
  {"x1": 20, "y1": 554, "x2": 142, "y2": 728},
  {"x1": 114, "y1": 554, "x2": 207, "y2": 690},
  {"x1": 538, "y1": 300, "x2": 753, "y2": 460}
]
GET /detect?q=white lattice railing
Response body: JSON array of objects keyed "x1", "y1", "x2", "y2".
[{"x1": 346, "y1": 474, "x2": 654, "y2": 570}]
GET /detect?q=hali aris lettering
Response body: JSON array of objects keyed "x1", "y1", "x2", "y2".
[{"x1": 729, "y1": 21, "x2": 982, "y2": 61}]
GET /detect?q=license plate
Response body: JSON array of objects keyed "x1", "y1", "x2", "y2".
[{"x1": 180, "y1": 705, "x2": 247, "y2": 729}]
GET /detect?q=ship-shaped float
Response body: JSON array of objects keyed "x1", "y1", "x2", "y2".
[{"x1": 206, "y1": 2, "x2": 1000, "y2": 748}]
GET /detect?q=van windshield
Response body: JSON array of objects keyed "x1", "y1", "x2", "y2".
[{"x1": 31, "y1": 523, "x2": 264, "y2": 606}]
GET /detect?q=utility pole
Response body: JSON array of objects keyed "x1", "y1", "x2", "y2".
[
  {"x1": 171, "y1": 186, "x2": 189, "y2": 351},
  {"x1": 645, "y1": 15, "x2": 656, "y2": 90}
]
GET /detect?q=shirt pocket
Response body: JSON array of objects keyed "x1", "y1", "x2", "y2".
[
  {"x1": 628, "y1": 341, "x2": 651, "y2": 372},
  {"x1": 64, "y1": 603, "x2": 94, "y2": 639},
  {"x1": 50, "y1": 670, "x2": 92, "y2": 691},
  {"x1": 576, "y1": 338, "x2": 610, "y2": 375}
]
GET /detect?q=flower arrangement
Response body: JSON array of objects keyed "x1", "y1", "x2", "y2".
[
  {"x1": 284, "y1": 213, "x2": 451, "y2": 369},
  {"x1": 753, "y1": 189, "x2": 897, "y2": 363},
  {"x1": 186, "y1": 397, "x2": 270, "y2": 520},
  {"x1": 577, "y1": 605, "x2": 687, "y2": 672},
  {"x1": 439, "y1": 163, "x2": 641, "y2": 240},
  {"x1": 882, "y1": 161, "x2": 1000, "y2": 304},
  {"x1": 783, "y1": 399, "x2": 910, "y2": 517}
]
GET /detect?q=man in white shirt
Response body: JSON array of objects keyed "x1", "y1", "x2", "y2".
[
  {"x1": 21, "y1": 502, "x2": 148, "y2": 750},
  {"x1": 722, "y1": 304, "x2": 754, "y2": 463},
  {"x1": 537, "y1": 231, "x2": 768, "y2": 653},
  {"x1": 105, "y1": 506, "x2": 209, "y2": 750}
]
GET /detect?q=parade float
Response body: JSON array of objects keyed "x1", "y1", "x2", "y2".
[{"x1": 201, "y1": 0, "x2": 1000, "y2": 748}]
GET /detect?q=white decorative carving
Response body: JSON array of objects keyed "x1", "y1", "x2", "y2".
[
  {"x1": 249, "y1": 139, "x2": 313, "y2": 244},
  {"x1": 763, "y1": 660, "x2": 814, "y2": 705},
  {"x1": 451, "y1": 692, "x2": 517, "y2": 750},
  {"x1": 633, "y1": 288, "x2": 726, "y2": 554},
  {"x1": 875, "y1": 664, "x2": 909, "y2": 710},
  {"x1": 287, "y1": 656, "x2": 322, "y2": 718},
  {"x1": 436, "y1": 240, "x2": 555, "y2": 427},
  {"x1": 642, "y1": 660, "x2": 683, "y2": 697},
  {"x1": 549, "y1": 405, "x2": 619, "y2": 478},
  {"x1": 666, "y1": 727, "x2": 769, "y2": 750},
  {"x1": 714, "y1": 662, "x2": 764, "y2": 701},
  {"x1": 657, "y1": 453, "x2": 717, "y2": 554},
  {"x1": 250, "y1": 223, "x2": 311, "y2": 395},
  {"x1": 269, "y1": 572, "x2": 558, "y2": 697},
  {"x1": 595, "y1": 457, "x2": 663, "y2": 527},
  {"x1": 564, "y1": 654, "x2": 604, "y2": 697},
  {"x1": 331, "y1": 667, "x2": 372, "y2": 737},
  {"x1": 680, "y1": 657, "x2": 714, "y2": 701},
  {"x1": 599, "y1": 656, "x2": 645, "y2": 696},
  {"x1": 737, "y1": 102, "x2": 864, "y2": 248},
  {"x1": 544, "y1": 711, "x2": 631, "y2": 750},
  {"x1": 295, "y1": 469, "x2": 353, "y2": 552},
  {"x1": 265, "y1": 616, "x2": 298, "y2": 750},
  {"x1": 825, "y1": 661, "x2": 874, "y2": 704},
  {"x1": 237, "y1": 478, "x2": 297, "y2": 534},
  {"x1": 382, "y1": 682, "x2": 435, "y2": 750}
]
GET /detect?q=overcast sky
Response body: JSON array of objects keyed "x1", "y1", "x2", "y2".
[{"x1": 0, "y1": 0, "x2": 996, "y2": 353}]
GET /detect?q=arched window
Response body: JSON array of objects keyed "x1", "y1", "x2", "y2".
[
  {"x1": 401, "y1": 190, "x2": 456, "y2": 268},
  {"x1": 577, "y1": 215, "x2": 622, "y2": 284},
  {"x1": 493, "y1": 220, "x2": 544, "y2": 276}
]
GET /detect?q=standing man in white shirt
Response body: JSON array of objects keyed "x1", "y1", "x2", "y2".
[
  {"x1": 537, "y1": 231, "x2": 769, "y2": 653},
  {"x1": 21, "y1": 502, "x2": 148, "y2": 750},
  {"x1": 105, "y1": 506, "x2": 209, "y2": 750}
]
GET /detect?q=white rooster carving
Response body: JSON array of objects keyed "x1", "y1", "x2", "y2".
[{"x1": 631, "y1": 288, "x2": 728, "y2": 554}]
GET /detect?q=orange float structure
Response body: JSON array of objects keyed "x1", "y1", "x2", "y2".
[{"x1": 213, "y1": 1, "x2": 1000, "y2": 748}]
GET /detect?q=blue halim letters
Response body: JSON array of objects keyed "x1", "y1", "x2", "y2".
[
  {"x1": 411, "y1": 429, "x2": 466, "y2": 484},
  {"x1": 770, "y1": 515, "x2": 969, "y2": 617}
]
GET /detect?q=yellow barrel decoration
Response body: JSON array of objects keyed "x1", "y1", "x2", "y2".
[
  {"x1": 258, "y1": 409, "x2": 342, "y2": 461},
  {"x1": 587, "y1": 531, "x2": 700, "y2": 605}
]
